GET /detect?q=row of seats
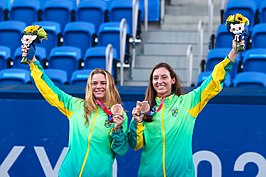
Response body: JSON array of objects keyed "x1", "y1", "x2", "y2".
[
  {"x1": 0, "y1": 20, "x2": 129, "y2": 69},
  {"x1": 224, "y1": 0, "x2": 266, "y2": 27},
  {"x1": 197, "y1": 47, "x2": 266, "y2": 88},
  {"x1": 0, "y1": 45, "x2": 117, "y2": 81},
  {"x1": 0, "y1": 0, "x2": 141, "y2": 37},
  {"x1": 0, "y1": 67, "x2": 93, "y2": 87}
]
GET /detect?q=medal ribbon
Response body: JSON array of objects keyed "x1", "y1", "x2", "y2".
[
  {"x1": 150, "y1": 97, "x2": 165, "y2": 116},
  {"x1": 96, "y1": 100, "x2": 112, "y2": 117}
]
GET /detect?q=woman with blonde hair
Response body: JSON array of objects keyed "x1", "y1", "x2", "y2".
[{"x1": 22, "y1": 47, "x2": 128, "y2": 177}]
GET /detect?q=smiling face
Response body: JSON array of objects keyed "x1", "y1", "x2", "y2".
[
  {"x1": 152, "y1": 67, "x2": 176, "y2": 98},
  {"x1": 91, "y1": 73, "x2": 107, "y2": 102}
]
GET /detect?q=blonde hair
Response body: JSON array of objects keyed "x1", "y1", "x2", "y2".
[{"x1": 83, "y1": 68, "x2": 121, "y2": 125}]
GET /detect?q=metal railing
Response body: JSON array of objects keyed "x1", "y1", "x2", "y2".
[
  {"x1": 105, "y1": 44, "x2": 114, "y2": 74},
  {"x1": 119, "y1": 18, "x2": 127, "y2": 86},
  {"x1": 198, "y1": 20, "x2": 204, "y2": 75},
  {"x1": 131, "y1": 0, "x2": 139, "y2": 68},
  {"x1": 186, "y1": 45, "x2": 193, "y2": 87},
  {"x1": 208, "y1": 0, "x2": 214, "y2": 38}
]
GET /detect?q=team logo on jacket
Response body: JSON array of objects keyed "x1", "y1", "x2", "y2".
[{"x1": 171, "y1": 107, "x2": 178, "y2": 117}]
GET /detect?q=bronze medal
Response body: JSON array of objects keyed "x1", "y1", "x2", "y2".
[
  {"x1": 111, "y1": 104, "x2": 123, "y2": 115},
  {"x1": 139, "y1": 101, "x2": 150, "y2": 114}
]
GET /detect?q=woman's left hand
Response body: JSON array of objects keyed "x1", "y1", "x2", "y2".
[{"x1": 112, "y1": 114, "x2": 124, "y2": 131}]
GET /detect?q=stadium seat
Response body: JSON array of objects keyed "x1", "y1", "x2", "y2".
[
  {"x1": 13, "y1": 46, "x2": 46, "y2": 70},
  {"x1": 233, "y1": 71, "x2": 266, "y2": 88},
  {"x1": 83, "y1": 46, "x2": 117, "y2": 76},
  {"x1": 251, "y1": 23, "x2": 266, "y2": 48},
  {"x1": 33, "y1": 21, "x2": 61, "y2": 55},
  {"x1": 206, "y1": 48, "x2": 231, "y2": 71},
  {"x1": 138, "y1": 0, "x2": 160, "y2": 22},
  {"x1": 196, "y1": 71, "x2": 231, "y2": 87},
  {"x1": 63, "y1": 21, "x2": 96, "y2": 56},
  {"x1": 0, "y1": 21, "x2": 26, "y2": 55},
  {"x1": 43, "y1": 0, "x2": 75, "y2": 32},
  {"x1": 97, "y1": 21, "x2": 129, "y2": 62},
  {"x1": 243, "y1": 48, "x2": 266, "y2": 74},
  {"x1": 224, "y1": 0, "x2": 257, "y2": 28},
  {"x1": 10, "y1": 0, "x2": 41, "y2": 25},
  {"x1": 0, "y1": 45, "x2": 11, "y2": 70},
  {"x1": 0, "y1": 68, "x2": 31, "y2": 84},
  {"x1": 0, "y1": 0, "x2": 8, "y2": 21},
  {"x1": 259, "y1": 1, "x2": 266, "y2": 23},
  {"x1": 76, "y1": 0, "x2": 107, "y2": 32},
  {"x1": 48, "y1": 46, "x2": 82, "y2": 80},
  {"x1": 70, "y1": 69, "x2": 93, "y2": 87},
  {"x1": 44, "y1": 68, "x2": 68, "y2": 85},
  {"x1": 215, "y1": 24, "x2": 232, "y2": 48},
  {"x1": 109, "y1": 0, "x2": 135, "y2": 35}
]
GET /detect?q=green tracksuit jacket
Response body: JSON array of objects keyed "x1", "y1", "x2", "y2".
[
  {"x1": 128, "y1": 57, "x2": 234, "y2": 177},
  {"x1": 30, "y1": 61, "x2": 128, "y2": 177}
]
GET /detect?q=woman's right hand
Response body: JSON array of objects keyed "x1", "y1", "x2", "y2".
[{"x1": 132, "y1": 101, "x2": 144, "y2": 123}]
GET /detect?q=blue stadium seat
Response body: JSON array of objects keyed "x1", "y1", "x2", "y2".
[
  {"x1": 251, "y1": 23, "x2": 266, "y2": 48},
  {"x1": 44, "y1": 68, "x2": 68, "y2": 85},
  {"x1": 138, "y1": 0, "x2": 160, "y2": 22},
  {"x1": 63, "y1": 22, "x2": 96, "y2": 56},
  {"x1": 10, "y1": 0, "x2": 41, "y2": 25},
  {"x1": 76, "y1": 0, "x2": 107, "y2": 32},
  {"x1": 215, "y1": 24, "x2": 232, "y2": 48},
  {"x1": 259, "y1": 1, "x2": 266, "y2": 23},
  {"x1": 70, "y1": 69, "x2": 92, "y2": 87},
  {"x1": 206, "y1": 48, "x2": 231, "y2": 71},
  {"x1": 0, "y1": 45, "x2": 11, "y2": 70},
  {"x1": 0, "y1": 68, "x2": 31, "y2": 84},
  {"x1": 33, "y1": 21, "x2": 61, "y2": 55},
  {"x1": 0, "y1": 21, "x2": 26, "y2": 55},
  {"x1": 233, "y1": 72, "x2": 266, "y2": 88},
  {"x1": 39, "y1": 0, "x2": 77, "y2": 9},
  {"x1": 224, "y1": 0, "x2": 257, "y2": 28},
  {"x1": 243, "y1": 48, "x2": 266, "y2": 74},
  {"x1": 43, "y1": 0, "x2": 75, "y2": 32},
  {"x1": 83, "y1": 46, "x2": 117, "y2": 76},
  {"x1": 48, "y1": 46, "x2": 82, "y2": 80},
  {"x1": 0, "y1": 0, "x2": 8, "y2": 21},
  {"x1": 98, "y1": 21, "x2": 129, "y2": 62},
  {"x1": 196, "y1": 71, "x2": 231, "y2": 87},
  {"x1": 13, "y1": 46, "x2": 46, "y2": 70},
  {"x1": 109, "y1": 0, "x2": 135, "y2": 35}
]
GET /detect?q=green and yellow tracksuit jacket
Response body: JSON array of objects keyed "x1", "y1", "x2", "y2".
[
  {"x1": 30, "y1": 61, "x2": 128, "y2": 177},
  {"x1": 128, "y1": 57, "x2": 234, "y2": 177}
]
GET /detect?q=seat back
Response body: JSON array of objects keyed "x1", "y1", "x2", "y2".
[
  {"x1": 33, "y1": 21, "x2": 61, "y2": 55},
  {"x1": 0, "y1": 68, "x2": 31, "y2": 84},
  {"x1": 109, "y1": 0, "x2": 133, "y2": 34},
  {"x1": 77, "y1": 0, "x2": 107, "y2": 32},
  {"x1": 44, "y1": 68, "x2": 68, "y2": 85},
  {"x1": 251, "y1": 23, "x2": 266, "y2": 48},
  {"x1": 84, "y1": 46, "x2": 117, "y2": 75},
  {"x1": 259, "y1": 1, "x2": 266, "y2": 23},
  {"x1": 0, "y1": 45, "x2": 11, "y2": 70},
  {"x1": 10, "y1": 0, "x2": 41, "y2": 25},
  {"x1": 0, "y1": 21, "x2": 26, "y2": 55},
  {"x1": 63, "y1": 22, "x2": 95, "y2": 56},
  {"x1": 215, "y1": 24, "x2": 233, "y2": 48},
  {"x1": 98, "y1": 22, "x2": 128, "y2": 61},
  {"x1": 233, "y1": 71, "x2": 266, "y2": 88},
  {"x1": 48, "y1": 46, "x2": 81, "y2": 80},
  {"x1": 43, "y1": 0, "x2": 75, "y2": 32},
  {"x1": 70, "y1": 69, "x2": 92, "y2": 87},
  {"x1": 243, "y1": 48, "x2": 266, "y2": 74},
  {"x1": 206, "y1": 48, "x2": 232, "y2": 71}
]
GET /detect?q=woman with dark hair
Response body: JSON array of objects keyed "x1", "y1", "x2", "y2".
[
  {"x1": 128, "y1": 38, "x2": 244, "y2": 177},
  {"x1": 22, "y1": 47, "x2": 128, "y2": 176}
]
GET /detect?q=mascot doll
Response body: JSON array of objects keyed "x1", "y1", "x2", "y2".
[{"x1": 225, "y1": 13, "x2": 249, "y2": 52}]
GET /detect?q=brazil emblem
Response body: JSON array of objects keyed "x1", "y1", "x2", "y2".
[{"x1": 171, "y1": 108, "x2": 178, "y2": 117}]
